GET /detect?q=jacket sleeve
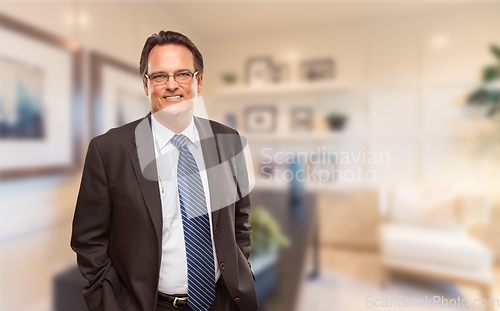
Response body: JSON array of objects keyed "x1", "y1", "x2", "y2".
[
  {"x1": 234, "y1": 191, "x2": 252, "y2": 260},
  {"x1": 71, "y1": 138, "x2": 112, "y2": 311},
  {"x1": 233, "y1": 134, "x2": 253, "y2": 260}
]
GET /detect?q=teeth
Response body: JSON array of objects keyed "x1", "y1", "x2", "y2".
[{"x1": 165, "y1": 95, "x2": 181, "y2": 99}]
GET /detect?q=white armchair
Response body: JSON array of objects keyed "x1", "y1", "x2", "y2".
[{"x1": 379, "y1": 186, "x2": 493, "y2": 307}]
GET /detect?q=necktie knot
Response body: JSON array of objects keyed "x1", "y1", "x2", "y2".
[{"x1": 171, "y1": 134, "x2": 189, "y2": 150}]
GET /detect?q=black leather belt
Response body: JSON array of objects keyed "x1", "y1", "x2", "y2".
[
  {"x1": 157, "y1": 292, "x2": 189, "y2": 308},
  {"x1": 157, "y1": 278, "x2": 223, "y2": 308}
]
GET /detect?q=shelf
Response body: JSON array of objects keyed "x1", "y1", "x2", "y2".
[
  {"x1": 241, "y1": 131, "x2": 474, "y2": 144},
  {"x1": 252, "y1": 180, "x2": 367, "y2": 192},
  {"x1": 215, "y1": 79, "x2": 476, "y2": 98},
  {"x1": 215, "y1": 80, "x2": 352, "y2": 97},
  {"x1": 241, "y1": 131, "x2": 357, "y2": 143}
]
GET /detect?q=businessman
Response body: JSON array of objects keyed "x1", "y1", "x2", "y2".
[{"x1": 71, "y1": 31, "x2": 258, "y2": 311}]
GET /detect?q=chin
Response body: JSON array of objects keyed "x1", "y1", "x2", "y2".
[{"x1": 156, "y1": 99, "x2": 194, "y2": 117}]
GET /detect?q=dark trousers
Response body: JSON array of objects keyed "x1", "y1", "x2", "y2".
[{"x1": 156, "y1": 277, "x2": 239, "y2": 311}]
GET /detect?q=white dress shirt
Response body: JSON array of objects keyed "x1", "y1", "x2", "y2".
[{"x1": 151, "y1": 115, "x2": 220, "y2": 295}]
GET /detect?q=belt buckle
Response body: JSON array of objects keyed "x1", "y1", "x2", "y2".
[{"x1": 173, "y1": 296, "x2": 188, "y2": 308}]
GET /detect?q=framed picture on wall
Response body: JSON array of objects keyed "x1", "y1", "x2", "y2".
[
  {"x1": 0, "y1": 14, "x2": 82, "y2": 179},
  {"x1": 300, "y1": 58, "x2": 334, "y2": 81},
  {"x1": 245, "y1": 106, "x2": 276, "y2": 132},
  {"x1": 90, "y1": 52, "x2": 150, "y2": 136}
]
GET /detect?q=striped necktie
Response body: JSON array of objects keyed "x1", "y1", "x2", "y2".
[{"x1": 171, "y1": 134, "x2": 215, "y2": 311}]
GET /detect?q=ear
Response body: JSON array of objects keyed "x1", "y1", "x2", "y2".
[
  {"x1": 143, "y1": 79, "x2": 149, "y2": 96},
  {"x1": 197, "y1": 75, "x2": 203, "y2": 93}
]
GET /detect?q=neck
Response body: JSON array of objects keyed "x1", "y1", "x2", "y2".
[{"x1": 152, "y1": 109, "x2": 193, "y2": 133}]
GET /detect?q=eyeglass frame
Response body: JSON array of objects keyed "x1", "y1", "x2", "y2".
[{"x1": 144, "y1": 70, "x2": 199, "y2": 85}]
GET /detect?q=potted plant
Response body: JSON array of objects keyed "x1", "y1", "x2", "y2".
[
  {"x1": 221, "y1": 72, "x2": 237, "y2": 85},
  {"x1": 249, "y1": 207, "x2": 289, "y2": 257},
  {"x1": 467, "y1": 45, "x2": 500, "y2": 118},
  {"x1": 326, "y1": 113, "x2": 347, "y2": 131},
  {"x1": 467, "y1": 45, "x2": 500, "y2": 146},
  {"x1": 248, "y1": 206, "x2": 289, "y2": 305}
]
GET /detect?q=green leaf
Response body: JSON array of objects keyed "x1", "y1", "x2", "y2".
[
  {"x1": 249, "y1": 206, "x2": 290, "y2": 255},
  {"x1": 487, "y1": 90, "x2": 500, "y2": 102},
  {"x1": 483, "y1": 66, "x2": 500, "y2": 82},
  {"x1": 468, "y1": 88, "x2": 489, "y2": 104},
  {"x1": 491, "y1": 45, "x2": 500, "y2": 61},
  {"x1": 487, "y1": 104, "x2": 500, "y2": 117}
]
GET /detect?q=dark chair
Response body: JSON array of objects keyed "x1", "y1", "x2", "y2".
[{"x1": 53, "y1": 265, "x2": 88, "y2": 311}]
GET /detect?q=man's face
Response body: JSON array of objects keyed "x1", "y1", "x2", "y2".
[{"x1": 143, "y1": 44, "x2": 203, "y2": 115}]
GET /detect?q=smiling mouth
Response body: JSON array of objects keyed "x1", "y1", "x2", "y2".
[{"x1": 164, "y1": 95, "x2": 182, "y2": 99}]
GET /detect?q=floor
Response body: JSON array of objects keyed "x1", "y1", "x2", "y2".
[{"x1": 294, "y1": 247, "x2": 500, "y2": 311}]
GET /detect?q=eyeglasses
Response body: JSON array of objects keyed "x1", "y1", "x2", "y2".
[{"x1": 144, "y1": 71, "x2": 198, "y2": 85}]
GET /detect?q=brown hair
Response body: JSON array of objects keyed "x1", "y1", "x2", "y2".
[{"x1": 139, "y1": 30, "x2": 203, "y2": 78}]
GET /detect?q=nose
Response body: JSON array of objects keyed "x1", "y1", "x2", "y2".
[{"x1": 165, "y1": 75, "x2": 178, "y2": 91}]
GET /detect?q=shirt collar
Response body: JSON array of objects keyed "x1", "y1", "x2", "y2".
[{"x1": 151, "y1": 115, "x2": 200, "y2": 151}]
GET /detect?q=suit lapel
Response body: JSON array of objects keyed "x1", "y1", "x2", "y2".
[
  {"x1": 130, "y1": 114, "x2": 163, "y2": 253},
  {"x1": 194, "y1": 117, "x2": 221, "y2": 229}
]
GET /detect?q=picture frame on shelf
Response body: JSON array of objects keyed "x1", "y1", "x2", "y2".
[
  {"x1": 224, "y1": 112, "x2": 237, "y2": 129},
  {"x1": 310, "y1": 151, "x2": 337, "y2": 184},
  {"x1": 273, "y1": 63, "x2": 289, "y2": 84},
  {"x1": 300, "y1": 58, "x2": 334, "y2": 82},
  {"x1": 290, "y1": 107, "x2": 314, "y2": 132},
  {"x1": 245, "y1": 106, "x2": 276, "y2": 132},
  {"x1": 246, "y1": 57, "x2": 274, "y2": 86},
  {"x1": 90, "y1": 52, "x2": 150, "y2": 136},
  {"x1": 0, "y1": 13, "x2": 82, "y2": 179}
]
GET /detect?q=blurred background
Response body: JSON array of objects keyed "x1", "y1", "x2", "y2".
[{"x1": 2, "y1": 0, "x2": 500, "y2": 310}]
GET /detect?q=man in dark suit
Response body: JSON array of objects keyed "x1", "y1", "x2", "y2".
[{"x1": 71, "y1": 31, "x2": 258, "y2": 311}]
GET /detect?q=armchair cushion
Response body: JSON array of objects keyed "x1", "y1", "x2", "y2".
[
  {"x1": 382, "y1": 223, "x2": 492, "y2": 270},
  {"x1": 391, "y1": 186, "x2": 460, "y2": 230}
]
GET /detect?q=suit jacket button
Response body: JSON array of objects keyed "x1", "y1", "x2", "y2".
[
  {"x1": 214, "y1": 227, "x2": 218, "y2": 234},
  {"x1": 219, "y1": 263, "x2": 226, "y2": 270},
  {"x1": 234, "y1": 298, "x2": 241, "y2": 303}
]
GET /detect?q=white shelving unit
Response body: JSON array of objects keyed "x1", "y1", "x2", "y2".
[
  {"x1": 214, "y1": 79, "x2": 358, "y2": 146},
  {"x1": 215, "y1": 80, "x2": 352, "y2": 98},
  {"x1": 213, "y1": 80, "x2": 364, "y2": 191},
  {"x1": 241, "y1": 131, "x2": 355, "y2": 143}
]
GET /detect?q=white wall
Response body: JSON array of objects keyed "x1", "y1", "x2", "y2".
[{"x1": 202, "y1": 3, "x2": 500, "y2": 198}]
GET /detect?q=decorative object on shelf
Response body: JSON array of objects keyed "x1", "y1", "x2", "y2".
[
  {"x1": 249, "y1": 206, "x2": 290, "y2": 256},
  {"x1": 273, "y1": 63, "x2": 289, "y2": 84},
  {"x1": 325, "y1": 113, "x2": 347, "y2": 131},
  {"x1": 0, "y1": 13, "x2": 82, "y2": 179},
  {"x1": 259, "y1": 161, "x2": 274, "y2": 179},
  {"x1": 224, "y1": 112, "x2": 237, "y2": 129},
  {"x1": 467, "y1": 44, "x2": 500, "y2": 120},
  {"x1": 290, "y1": 107, "x2": 314, "y2": 131},
  {"x1": 310, "y1": 151, "x2": 337, "y2": 184},
  {"x1": 246, "y1": 57, "x2": 274, "y2": 86},
  {"x1": 245, "y1": 106, "x2": 276, "y2": 132},
  {"x1": 259, "y1": 151, "x2": 287, "y2": 182},
  {"x1": 221, "y1": 72, "x2": 237, "y2": 84},
  {"x1": 300, "y1": 58, "x2": 334, "y2": 82},
  {"x1": 90, "y1": 52, "x2": 149, "y2": 136}
]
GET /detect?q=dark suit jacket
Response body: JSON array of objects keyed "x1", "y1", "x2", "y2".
[{"x1": 71, "y1": 114, "x2": 258, "y2": 311}]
